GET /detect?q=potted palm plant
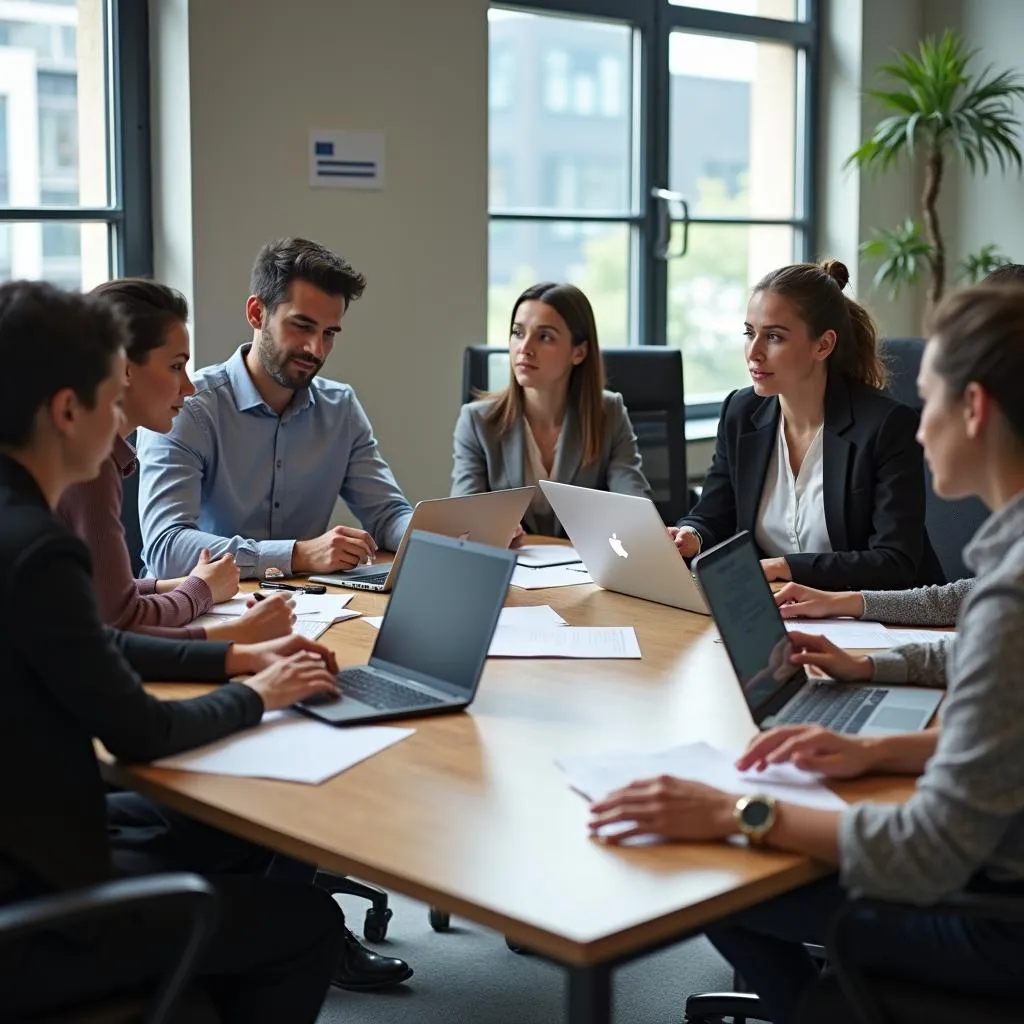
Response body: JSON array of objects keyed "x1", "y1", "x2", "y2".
[{"x1": 848, "y1": 31, "x2": 1024, "y2": 312}]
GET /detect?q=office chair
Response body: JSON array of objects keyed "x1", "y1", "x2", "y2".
[
  {"x1": 794, "y1": 890, "x2": 1024, "y2": 1024},
  {"x1": 460, "y1": 345, "x2": 694, "y2": 523},
  {"x1": 0, "y1": 872, "x2": 219, "y2": 1023},
  {"x1": 882, "y1": 338, "x2": 988, "y2": 582},
  {"x1": 121, "y1": 432, "x2": 146, "y2": 578}
]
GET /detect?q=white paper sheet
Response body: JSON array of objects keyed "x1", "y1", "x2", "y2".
[
  {"x1": 362, "y1": 614, "x2": 632, "y2": 658},
  {"x1": 716, "y1": 618, "x2": 898, "y2": 648},
  {"x1": 152, "y1": 711, "x2": 414, "y2": 784},
  {"x1": 558, "y1": 740, "x2": 847, "y2": 824},
  {"x1": 883, "y1": 627, "x2": 957, "y2": 645},
  {"x1": 488, "y1": 625, "x2": 640, "y2": 659},
  {"x1": 193, "y1": 610, "x2": 360, "y2": 637},
  {"x1": 783, "y1": 619, "x2": 897, "y2": 647},
  {"x1": 510, "y1": 564, "x2": 593, "y2": 590},
  {"x1": 210, "y1": 592, "x2": 354, "y2": 620},
  {"x1": 362, "y1": 604, "x2": 566, "y2": 633},
  {"x1": 515, "y1": 545, "x2": 582, "y2": 568}
]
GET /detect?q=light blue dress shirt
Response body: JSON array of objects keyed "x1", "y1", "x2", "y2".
[{"x1": 136, "y1": 344, "x2": 414, "y2": 579}]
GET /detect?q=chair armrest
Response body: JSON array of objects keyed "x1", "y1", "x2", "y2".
[
  {"x1": 0, "y1": 872, "x2": 219, "y2": 1024},
  {"x1": 824, "y1": 889, "x2": 1024, "y2": 1024}
]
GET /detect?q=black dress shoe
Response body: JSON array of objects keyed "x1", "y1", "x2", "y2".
[{"x1": 331, "y1": 926, "x2": 414, "y2": 991}]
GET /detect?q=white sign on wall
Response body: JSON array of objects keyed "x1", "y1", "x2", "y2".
[{"x1": 309, "y1": 130, "x2": 385, "y2": 190}]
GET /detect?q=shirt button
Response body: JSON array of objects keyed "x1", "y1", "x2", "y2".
[
  {"x1": 276, "y1": 460, "x2": 282, "y2": 469},
  {"x1": 274, "y1": 502, "x2": 281, "y2": 509}
]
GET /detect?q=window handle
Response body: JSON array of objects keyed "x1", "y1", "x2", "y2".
[{"x1": 651, "y1": 188, "x2": 690, "y2": 260}]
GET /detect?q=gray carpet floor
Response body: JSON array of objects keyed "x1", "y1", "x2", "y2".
[{"x1": 317, "y1": 889, "x2": 734, "y2": 1024}]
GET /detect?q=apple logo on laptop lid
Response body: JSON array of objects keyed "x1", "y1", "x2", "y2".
[{"x1": 608, "y1": 533, "x2": 628, "y2": 559}]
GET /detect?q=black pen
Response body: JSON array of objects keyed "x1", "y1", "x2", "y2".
[{"x1": 259, "y1": 581, "x2": 327, "y2": 595}]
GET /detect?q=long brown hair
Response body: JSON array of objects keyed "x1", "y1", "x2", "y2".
[
  {"x1": 483, "y1": 282, "x2": 607, "y2": 466},
  {"x1": 753, "y1": 259, "x2": 886, "y2": 389}
]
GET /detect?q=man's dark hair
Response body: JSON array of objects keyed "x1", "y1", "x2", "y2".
[
  {"x1": 0, "y1": 281, "x2": 127, "y2": 448},
  {"x1": 91, "y1": 278, "x2": 189, "y2": 365},
  {"x1": 249, "y1": 238, "x2": 367, "y2": 315}
]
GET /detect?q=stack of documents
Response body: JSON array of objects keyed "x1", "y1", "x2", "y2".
[
  {"x1": 193, "y1": 591, "x2": 361, "y2": 640},
  {"x1": 153, "y1": 711, "x2": 413, "y2": 784},
  {"x1": 558, "y1": 740, "x2": 847, "y2": 833},
  {"x1": 363, "y1": 604, "x2": 641, "y2": 659}
]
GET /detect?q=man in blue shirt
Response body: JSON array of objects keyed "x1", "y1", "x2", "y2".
[{"x1": 137, "y1": 238, "x2": 414, "y2": 579}]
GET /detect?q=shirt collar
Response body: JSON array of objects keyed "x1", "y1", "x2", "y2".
[
  {"x1": 227, "y1": 343, "x2": 315, "y2": 417},
  {"x1": 111, "y1": 434, "x2": 137, "y2": 477}
]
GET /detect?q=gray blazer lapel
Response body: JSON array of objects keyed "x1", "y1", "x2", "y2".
[
  {"x1": 497, "y1": 420, "x2": 526, "y2": 490},
  {"x1": 552, "y1": 404, "x2": 582, "y2": 484}
]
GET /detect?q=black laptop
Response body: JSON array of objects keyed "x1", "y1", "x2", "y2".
[
  {"x1": 297, "y1": 530, "x2": 516, "y2": 726},
  {"x1": 693, "y1": 532, "x2": 943, "y2": 736}
]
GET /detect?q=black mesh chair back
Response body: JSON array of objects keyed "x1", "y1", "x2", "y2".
[
  {"x1": 121, "y1": 431, "x2": 146, "y2": 578},
  {"x1": 882, "y1": 338, "x2": 988, "y2": 582},
  {"x1": 461, "y1": 346, "x2": 691, "y2": 523}
]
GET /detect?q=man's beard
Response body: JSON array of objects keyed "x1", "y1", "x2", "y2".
[{"x1": 257, "y1": 326, "x2": 322, "y2": 390}]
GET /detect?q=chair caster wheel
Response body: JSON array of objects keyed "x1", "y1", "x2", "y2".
[
  {"x1": 363, "y1": 906, "x2": 392, "y2": 942},
  {"x1": 429, "y1": 907, "x2": 451, "y2": 931},
  {"x1": 505, "y1": 936, "x2": 530, "y2": 954}
]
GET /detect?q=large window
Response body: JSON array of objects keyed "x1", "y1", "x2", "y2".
[
  {"x1": 0, "y1": 0, "x2": 150, "y2": 290},
  {"x1": 488, "y1": 0, "x2": 816, "y2": 414}
]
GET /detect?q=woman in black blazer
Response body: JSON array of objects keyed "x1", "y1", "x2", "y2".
[{"x1": 672, "y1": 259, "x2": 944, "y2": 591}]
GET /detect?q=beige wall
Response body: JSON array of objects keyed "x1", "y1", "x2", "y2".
[
  {"x1": 153, "y1": 0, "x2": 1010, "y2": 489},
  {"x1": 150, "y1": 0, "x2": 489, "y2": 510},
  {"x1": 936, "y1": 0, "x2": 1024, "y2": 271}
]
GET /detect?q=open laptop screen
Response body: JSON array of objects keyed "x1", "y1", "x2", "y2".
[
  {"x1": 371, "y1": 531, "x2": 515, "y2": 696},
  {"x1": 694, "y1": 532, "x2": 804, "y2": 718}
]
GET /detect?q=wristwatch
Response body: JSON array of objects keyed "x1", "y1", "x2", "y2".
[{"x1": 733, "y1": 794, "x2": 778, "y2": 845}]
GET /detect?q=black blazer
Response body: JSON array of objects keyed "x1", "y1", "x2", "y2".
[
  {"x1": 677, "y1": 373, "x2": 945, "y2": 590},
  {"x1": 0, "y1": 457, "x2": 263, "y2": 901}
]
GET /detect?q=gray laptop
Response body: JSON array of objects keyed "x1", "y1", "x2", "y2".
[
  {"x1": 297, "y1": 531, "x2": 516, "y2": 726},
  {"x1": 694, "y1": 532, "x2": 943, "y2": 737},
  {"x1": 310, "y1": 487, "x2": 533, "y2": 593},
  {"x1": 537, "y1": 480, "x2": 709, "y2": 614}
]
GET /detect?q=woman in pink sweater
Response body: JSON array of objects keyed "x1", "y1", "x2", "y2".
[{"x1": 58, "y1": 278, "x2": 292, "y2": 641}]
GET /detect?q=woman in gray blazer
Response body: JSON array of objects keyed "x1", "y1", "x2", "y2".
[{"x1": 451, "y1": 282, "x2": 652, "y2": 538}]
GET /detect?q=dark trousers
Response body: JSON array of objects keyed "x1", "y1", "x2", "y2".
[
  {"x1": 706, "y1": 874, "x2": 1024, "y2": 1024},
  {"x1": 0, "y1": 793, "x2": 342, "y2": 1024}
]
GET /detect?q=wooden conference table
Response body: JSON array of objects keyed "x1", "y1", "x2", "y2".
[{"x1": 101, "y1": 545, "x2": 915, "y2": 1024}]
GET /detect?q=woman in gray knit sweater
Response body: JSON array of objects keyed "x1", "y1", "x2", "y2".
[{"x1": 589, "y1": 283, "x2": 1024, "y2": 1022}]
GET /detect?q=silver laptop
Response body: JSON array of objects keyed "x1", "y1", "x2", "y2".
[
  {"x1": 297, "y1": 531, "x2": 516, "y2": 726},
  {"x1": 694, "y1": 532, "x2": 943, "y2": 737},
  {"x1": 537, "y1": 480, "x2": 709, "y2": 614},
  {"x1": 309, "y1": 487, "x2": 533, "y2": 592}
]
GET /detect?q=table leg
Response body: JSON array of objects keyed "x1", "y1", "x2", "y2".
[{"x1": 567, "y1": 964, "x2": 612, "y2": 1024}]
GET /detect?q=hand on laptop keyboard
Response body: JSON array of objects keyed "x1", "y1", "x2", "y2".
[
  {"x1": 736, "y1": 723, "x2": 880, "y2": 778},
  {"x1": 787, "y1": 630, "x2": 874, "y2": 682}
]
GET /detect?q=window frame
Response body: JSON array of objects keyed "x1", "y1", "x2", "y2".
[
  {"x1": 487, "y1": 0, "x2": 819, "y2": 419},
  {"x1": 0, "y1": 0, "x2": 153, "y2": 280}
]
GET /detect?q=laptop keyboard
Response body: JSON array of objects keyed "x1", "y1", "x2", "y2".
[
  {"x1": 350, "y1": 571, "x2": 390, "y2": 586},
  {"x1": 341, "y1": 668, "x2": 445, "y2": 710},
  {"x1": 776, "y1": 684, "x2": 889, "y2": 735}
]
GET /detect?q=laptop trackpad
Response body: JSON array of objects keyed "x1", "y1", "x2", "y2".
[
  {"x1": 297, "y1": 696, "x2": 379, "y2": 723},
  {"x1": 864, "y1": 705, "x2": 932, "y2": 734}
]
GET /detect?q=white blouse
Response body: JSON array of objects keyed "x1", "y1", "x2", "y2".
[
  {"x1": 523, "y1": 422, "x2": 556, "y2": 521},
  {"x1": 754, "y1": 418, "x2": 832, "y2": 558}
]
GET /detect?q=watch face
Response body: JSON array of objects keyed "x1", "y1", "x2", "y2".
[{"x1": 742, "y1": 799, "x2": 773, "y2": 829}]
